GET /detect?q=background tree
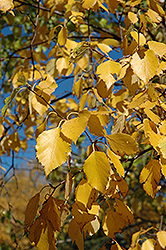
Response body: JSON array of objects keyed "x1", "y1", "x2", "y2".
[{"x1": 0, "y1": 0, "x2": 166, "y2": 249}]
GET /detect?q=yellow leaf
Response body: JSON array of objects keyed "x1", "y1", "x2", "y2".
[
  {"x1": 79, "y1": 92, "x2": 89, "y2": 111},
  {"x1": 68, "y1": 219, "x2": 84, "y2": 250},
  {"x1": 88, "y1": 114, "x2": 106, "y2": 137},
  {"x1": 148, "y1": 41, "x2": 166, "y2": 57},
  {"x1": 107, "y1": 147, "x2": 124, "y2": 177},
  {"x1": 83, "y1": 151, "x2": 110, "y2": 193},
  {"x1": 102, "y1": 38, "x2": 119, "y2": 47},
  {"x1": 146, "y1": 9, "x2": 162, "y2": 24},
  {"x1": 144, "y1": 119, "x2": 163, "y2": 152},
  {"x1": 159, "y1": 120, "x2": 166, "y2": 135},
  {"x1": 139, "y1": 159, "x2": 161, "y2": 197},
  {"x1": 82, "y1": 0, "x2": 97, "y2": 9},
  {"x1": 142, "y1": 239, "x2": 155, "y2": 250},
  {"x1": 130, "y1": 31, "x2": 146, "y2": 45},
  {"x1": 128, "y1": 12, "x2": 138, "y2": 24},
  {"x1": 36, "y1": 127, "x2": 71, "y2": 176},
  {"x1": 131, "y1": 49, "x2": 158, "y2": 84},
  {"x1": 73, "y1": 77, "x2": 83, "y2": 99},
  {"x1": 65, "y1": 172, "x2": 73, "y2": 201},
  {"x1": 102, "y1": 209, "x2": 126, "y2": 238},
  {"x1": 75, "y1": 179, "x2": 98, "y2": 209},
  {"x1": 114, "y1": 199, "x2": 134, "y2": 225},
  {"x1": 130, "y1": 231, "x2": 141, "y2": 248},
  {"x1": 144, "y1": 108, "x2": 160, "y2": 124},
  {"x1": 58, "y1": 26, "x2": 67, "y2": 46},
  {"x1": 97, "y1": 43, "x2": 112, "y2": 56},
  {"x1": 96, "y1": 60, "x2": 121, "y2": 89},
  {"x1": 31, "y1": 87, "x2": 50, "y2": 115},
  {"x1": 61, "y1": 111, "x2": 90, "y2": 143},
  {"x1": 0, "y1": 0, "x2": 14, "y2": 12},
  {"x1": 129, "y1": 0, "x2": 142, "y2": 7},
  {"x1": 56, "y1": 57, "x2": 70, "y2": 74},
  {"x1": 25, "y1": 193, "x2": 40, "y2": 231},
  {"x1": 83, "y1": 217, "x2": 100, "y2": 237},
  {"x1": 158, "y1": 137, "x2": 166, "y2": 159},
  {"x1": 157, "y1": 231, "x2": 166, "y2": 248},
  {"x1": 147, "y1": 0, "x2": 165, "y2": 17},
  {"x1": 106, "y1": 133, "x2": 138, "y2": 156}
]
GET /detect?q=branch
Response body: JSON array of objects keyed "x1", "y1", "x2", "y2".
[{"x1": 124, "y1": 146, "x2": 153, "y2": 178}]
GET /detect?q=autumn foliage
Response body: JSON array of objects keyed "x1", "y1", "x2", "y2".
[{"x1": 0, "y1": 0, "x2": 166, "y2": 249}]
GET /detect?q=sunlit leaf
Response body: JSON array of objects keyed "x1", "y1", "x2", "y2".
[
  {"x1": 96, "y1": 60, "x2": 121, "y2": 90},
  {"x1": 61, "y1": 111, "x2": 90, "y2": 143},
  {"x1": 107, "y1": 147, "x2": 124, "y2": 177},
  {"x1": 128, "y1": 12, "x2": 138, "y2": 24},
  {"x1": 131, "y1": 49, "x2": 158, "y2": 84},
  {"x1": 83, "y1": 151, "x2": 110, "y2": 193},
  {"x1": 36, "y1": 127, "x2": 71, "y2": 176},
  {"x1": 83, "y1": 217, "x2": 100, "y2": 237},
  {"x1": 75, "y1": 179, "x2": 98, "y2": 209},
  {"x1": 142, "y1": 239, "x2": 155, "y2": 250},
  {"x1": 148, "y1": 41, "x2": 166, "y2": 57},
  {"x1": 58, "y1": 26, "x2": 67, "y2": 46},
  {"x1": 157, "y1": 231, "x2": 166, "y2": 249},
  {"x1": 130, "y1": 31, "x2": 146, "y2": 45},
  {"x1": 0, "y1": 0, "x2": 14, "y2": 12}
]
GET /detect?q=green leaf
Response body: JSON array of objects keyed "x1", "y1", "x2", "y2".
[{"x1": 2, "y1": 87, "x2": 22, "y2": 117}]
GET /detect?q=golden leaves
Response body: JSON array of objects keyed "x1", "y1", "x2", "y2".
[
  {"x1": 83, "y1": 151, "x2": 110, "y2": 193},
  {"x1": 131, "y1": 49, "x2": 158, "y2": 84},
  {"x1": 102, "y1": 210, "x2": 126, "y2": 238},
  {"x1": 25, "y1": 196, "x2": 62, "y2": 249},
  {"x1": 139, "y1": 159, "x2": 161, "y2": 198},
  {"x1": 36, "y1": 127, "x2": 71, "y2": 176},
  {"x1": 103, "y1": 199, "x2": 133, "y2": 238}
]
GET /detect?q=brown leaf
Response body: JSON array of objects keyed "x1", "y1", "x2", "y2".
[{"x1": 25, "y1": 193, "x2": 40, "y2": 231}]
